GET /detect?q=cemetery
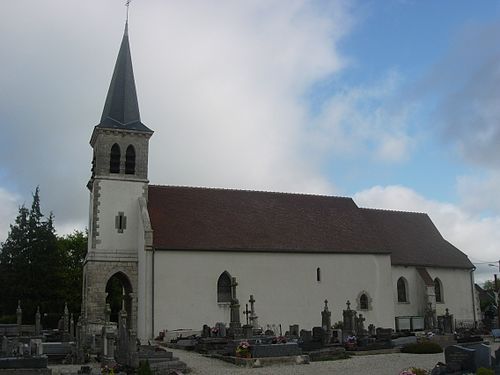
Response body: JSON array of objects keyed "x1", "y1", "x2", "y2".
[{"x1": 3, "y1": 274, "x2": 498, "y2": 374}]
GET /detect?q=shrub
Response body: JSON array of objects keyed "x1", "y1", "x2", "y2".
[
  {"x1": 411, "y1": 368, "x2": 429, "y2": 375},
  {"x1": 476, "y1": 368, "x2": 494, "y2": 375},
  {"x1": 400, "y1": 341, "x2": 443, "y2": 354},
  {"x1": 137, "y1": 360, "x2": 152, "y2": 375}
]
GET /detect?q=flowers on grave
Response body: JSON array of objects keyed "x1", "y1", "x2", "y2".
[
  {"x1": 235, "y1": 340, "x2": 251, "y2": 358},
  {"x1": 271, "y1": 336, "x2": 287, "y2": 344},
  {"x1": 399, "y1": 368, "x2": 429, "y2": 375},
  {"x1": 101, "y1": 364, "x2": 118, "y2": 374},
  {"x1": 211, "y1": 327, "x2": 219, "y2": 335},
  {"x1": 345, "y1": 335, "x2": 357, "y2": 350}
]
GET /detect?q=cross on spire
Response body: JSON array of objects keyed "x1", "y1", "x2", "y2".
[{"x1": 125, "y1": 0, "x2": 132, "y2": 23}]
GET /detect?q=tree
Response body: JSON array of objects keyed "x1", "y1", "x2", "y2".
[
  {"x1": 483, "y1": 279, "x2": 498, "y2": 292},
  {"x1": 58, "y1": 230, "x2": 87, "y2": 315},
  {"x1": 0, "y1": 187, "x2": 87, "y2": 325}
]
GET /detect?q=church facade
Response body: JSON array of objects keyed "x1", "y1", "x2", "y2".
[{"x1": 82, "y1": 24, "x2": 477, "y2": 342}]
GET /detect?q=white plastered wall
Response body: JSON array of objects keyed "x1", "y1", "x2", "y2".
[
  {"x1": 96, "y1": 179, "x2": 146, "y2": 252},
  {"x1": 148, "y1": 251, "x2": 394, "y2": 339},
  {"x1": 392, "y1": 265, "x2": 475, "y2": 321},
  {"x1": 426, "y1": 267, "x2": 475, "y2": 320}
]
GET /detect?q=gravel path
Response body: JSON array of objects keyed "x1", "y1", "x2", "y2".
[{"x1": 170, "y1": 349, "x2": 445, "y2": 375}]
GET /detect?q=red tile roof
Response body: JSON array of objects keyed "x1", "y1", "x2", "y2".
[
  {"x1": 361, "y1": 208, "x2": 473, "y2": 269},
  {"x1": 147, "y1": 185, "x2": 474, "y2": 269},
  {"x1": 148, "y1": 185, "x2": 386, "y2": 254}
]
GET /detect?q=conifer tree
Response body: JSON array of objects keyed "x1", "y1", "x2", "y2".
[{"x1": 0, "y1": 188, "x2": 64, "y2": 321}]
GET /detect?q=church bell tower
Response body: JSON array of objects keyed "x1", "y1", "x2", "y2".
[{"x1": 82, "y1": 21, "x2": 153, "y2": 336}]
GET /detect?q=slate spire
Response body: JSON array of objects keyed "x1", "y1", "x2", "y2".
[{"x1": 98, "y1": 21, "x2": 152, "y2": 133}]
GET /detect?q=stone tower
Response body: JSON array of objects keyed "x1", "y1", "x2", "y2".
[{"x1": 82, "y1": 22, "x2": 153, "y2": 337}]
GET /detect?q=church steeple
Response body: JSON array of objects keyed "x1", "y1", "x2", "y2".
[{"x1": 98, "y1": 22, "x2": 152, "y2": 133}]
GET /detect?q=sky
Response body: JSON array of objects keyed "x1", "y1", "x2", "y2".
[{"x1": 1, "y1": 1, "x2": 499, "y2": 283}]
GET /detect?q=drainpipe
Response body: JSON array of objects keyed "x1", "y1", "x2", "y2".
[
  {"x1": 469, "y1": 267, "x2": 477, "y2": 328},
  {"x1": 152, "y1": 246, "x2": 155, "y2": 340}
]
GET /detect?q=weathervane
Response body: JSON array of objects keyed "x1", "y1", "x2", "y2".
[{"x1": 125, "y1": 0, "x2": 132, "y2": 23}]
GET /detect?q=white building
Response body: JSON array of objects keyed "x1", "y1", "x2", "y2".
[{"x1": 81, "y1": 23, "x2": 476, "y2": 342}]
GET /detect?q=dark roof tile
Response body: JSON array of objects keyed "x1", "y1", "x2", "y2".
[
  {"x1": 148, "y1": 185, "x2": 386, "y2": 254},
  {"x1": 147, "y1": 185, "x2": 474, "y2": 269}
]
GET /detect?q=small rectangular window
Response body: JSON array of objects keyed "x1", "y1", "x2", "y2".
[{"x1": 115, "y1": 212, "x2": 127, "y2": 233}]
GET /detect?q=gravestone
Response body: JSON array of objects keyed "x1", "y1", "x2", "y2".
[
  {"x1": 441, "y1": 308, "x2": 453, "y2": 334},
  {"x1": 321, "y1": 300, "x2": 332, "y2": 345},
  {"x1": 202, "y1": 325, "x2": 211, "y2": 338},
  {"x1": 16, "y1": 301, "x2": 22, "y2": 329},
  {"x1": 1, "y1": 336, "x2": 8, "y2": 356},
  {"x1": 242, "y1": 325, "x2": 253, "y2": 339},
  {"x1": 312, "y1": 327, "x2": 325, "y2": 342},
  {"x1": 70, "y1": 314, "x2": 75, "y2": 340},
  {"x1": 35, "y1": 307, "x2": 41, "y2": 336},
  {"x1": 342, "y1": 300, "x2": 356, "y2": 338},
  {"x1": 331, "y1": 329, "x2": 342, "y2": 344},
  {"x1": 321, "y1": 300, "x2": 331, "y2": 329},
  {"x1": 424, "y1": 302, "x2": 436, "y2": 330},
  {"x1": 215, "y1": 322, "x2": 227, "y2": 338},
  {"x1": 445, "y1": 345, "x2": 475, "y2": 372},
  {"x1": 289, "y1": 325, "x2": 299, "y2": 337},
  {"x1": 41, "y1": 342, "x2": 73, "y2": 360},
  {"x1": 300, "y1": 330, "x2": 312, "y2": 342},
  {"x1": 229, "y1": 277, "x2": 242, "y2": 338},
  {"x1": 463, "y1": 342, "x2": 491, "y2": 370},
  {"x1": 355, "y1": 314, "x2": 366, "y2": 337},
  {"x1": 368, "y1": 324, "x2": 376, "y2": 336},
  {"x1": 30, "y1": 339, "x2": 43, "y2": 355},
  {"x1": 116, "y1": 309, "x2": 130, "y2": 366},
  {"x1": 248, "y1": 295, "x2": 259, "y2": 329},
  {"x1": 375, "y1": 328, "x2": 392, "y2": 342}
]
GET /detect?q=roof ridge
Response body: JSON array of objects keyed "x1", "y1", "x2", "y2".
[
  {"x1": 359, "y1": 207, "x2": 428, "y2": 215},
  {"x1": 148, "y1": 184, "x2": 353, "y2": 200}
]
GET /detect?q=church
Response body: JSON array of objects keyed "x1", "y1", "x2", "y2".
[{"x1": 81, "y1": 23, "x2": 477, "y2": 342}]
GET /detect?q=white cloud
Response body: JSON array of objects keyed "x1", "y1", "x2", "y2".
[
  {"x1": 0, "y1": 0, "x2": 361, "y2": 232},
  {"x1": 354, "y1": 185, "x2": 500, "y2": 283},
  {"x1": 0, "y1": 188, "x2": 21, "y2": 243},
  {"x1": 311, "y1": 71, "x2": 416, "y2": 163},
  {"x1": 457, "y1": 172, "x2": 500, "y2": 215}
]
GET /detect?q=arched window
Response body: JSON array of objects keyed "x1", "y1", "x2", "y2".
[
  {"x1": 110, "y1": 144, "x2": 121, "y2": 173},
  {"x1": 360, "y1": 294, "x2": 368, "y2": 310},
  {"x1": 217, "y1": 271, "x2": 232, "y2": 303},
  {"x1": 125, "y1": 145, "x2": 136, "y2": 174},
  {"x1": 397, "y1": 277, "x2": 408, "y2": 303},
  {"x1": 316, "y1": 267, "x2": 321, "y2": 282},
  {"x1": 356, "y1": 290, "x2": 372, "y2": 310},
  {"x1": 434, "y1": 278, "x2": 443, "y2": 303}
]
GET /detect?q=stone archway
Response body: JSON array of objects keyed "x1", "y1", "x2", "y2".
[
  {"x1": 81, "y1": 260, "x2": 138, "y2": 336},
  {"x1": 105, "y1": 271, "x2": 133, "y2": 328}
]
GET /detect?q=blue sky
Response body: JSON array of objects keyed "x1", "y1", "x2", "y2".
[
  {"x1": 322, "y1": 1, "x2": 500, "y2": 202},
  {"x1": 0, "y1": 1, "x2": 499, "y2": 281}
]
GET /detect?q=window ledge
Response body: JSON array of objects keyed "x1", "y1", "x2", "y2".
[{"x1": 397, "y1": 301, "x2": 410, "y2": 304}]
